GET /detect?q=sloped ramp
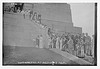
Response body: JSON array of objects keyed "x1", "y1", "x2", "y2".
[{"x1": 50, "y1": 48, "x2": 92, "y2": 65}]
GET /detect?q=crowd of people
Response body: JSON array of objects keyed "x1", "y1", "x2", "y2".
[
  {"x1": 34, "y1": 18, "x2": 95, "y2": 59},
  {"x1": 3, "y1": 3, "x2": 42, "y2": 24},
  {"x1": 4, "y1": 3, "x2": 95, "y2": 59},
  {"x1": 29, "y1": 11, "x2": 95, "y2": 59},
  {"x1": 3, "y1": 3, "x2": 24, "y2": 13},
  {"x1": 47, "y1": 31, "x2": 94, "y2": 58}
]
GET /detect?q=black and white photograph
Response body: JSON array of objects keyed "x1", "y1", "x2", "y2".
[{"x1": 2, "y1": 2, "x2": 97, "y2": 66}]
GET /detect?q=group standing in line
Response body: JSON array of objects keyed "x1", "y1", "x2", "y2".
[{"x1": 4, "y1": 3, "x2": 95, "y2": 60}]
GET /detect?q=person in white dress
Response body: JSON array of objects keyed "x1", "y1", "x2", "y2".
[
  {"x1": 39, "y1": 35, "x2": 43, "y2": 48},
  {"x1": 56, "y1": 37, "x2": 59, "y2": 49},
  {"x1": 21, "y1": 10, "x2": 26, "y2": 19},
  {"x1": 60, "y1": 37, "x2": 63, "y2": 50},
  {"x1": 33, "y1": 12, "x2": 38, "y2": 23}
]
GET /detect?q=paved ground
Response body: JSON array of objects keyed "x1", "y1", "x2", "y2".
[{"x1": 3, "y1": 46, "x2": 78, "y2": 65}]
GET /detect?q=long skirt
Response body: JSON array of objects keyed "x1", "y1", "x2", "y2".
[
  {"x1": 39, "y1": 38, "x2": 43, "y2": 48},
  {"x1": 81, "y1": 46, "x2": 85, "y2": 58},
  {"x1": 56, "y1": 40, "x2": 59, "y2": 49},
  {"x1": 53, "y1": 40, "x2": 56, "y2": 48},
  {"x1": 76, "y1": 46, "x2": 81, "y2": 57},
  {"x1": 60, "y1": 40, "x2": 62, "y2": 50}
]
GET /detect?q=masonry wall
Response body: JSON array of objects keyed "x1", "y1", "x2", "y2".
[{"x1": 33, "y1": 3, "x2": 72, "y2": 23}]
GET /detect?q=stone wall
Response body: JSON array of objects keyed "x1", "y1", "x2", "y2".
[{"x1": 33, "y1": 3, "x2": 72, "y2": 23}]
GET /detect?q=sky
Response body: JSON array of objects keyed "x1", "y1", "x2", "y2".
[{"x1": 69, "y1": 3, "x2": 95, "y2": 37}]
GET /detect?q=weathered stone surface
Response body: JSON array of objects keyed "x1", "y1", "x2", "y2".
[{"x1": 3, "y1": 3, "x2": 82, "y2": 47}]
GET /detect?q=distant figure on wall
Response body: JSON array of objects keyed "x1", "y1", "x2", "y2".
[
  {"x1": 33, "y1": 12, "x2": 37, "y2": 23},
  {"x1": 20, "y1": 3, "x2": 24, "y2": 11},
  {"x1": 17, "y1": 7, "x2": 21, "y2": 13},
  {"x1": 14, "y1": 3, "x2": 24, "y2": 13},
  {"x1": 37, "y1": 14, "x2": 41, "y2": 24},
  {"x1": 29, "y1": 10, "x2": 33, "y2": 20},
  {"x1": 21, "y1": 10, "x2": 26, "y2": 19},
  {"x1": 14, "y1": 3, "x2": 20, "y2": 12}
]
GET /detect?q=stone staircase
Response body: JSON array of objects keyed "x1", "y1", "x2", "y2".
[{"x1": 4, "y1": 12, "x2": 48, "y2": 48}]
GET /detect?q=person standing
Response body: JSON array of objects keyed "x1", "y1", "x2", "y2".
[
  {"x1": 76, "y1": 39, "x2": 79, "y2": 57},
  {"x1": 91, "y1": 35, "x2": 94, "y2": 58},
  {"x1": 64, "y1": 35, "x2": 69, "y2": 52},
  {"x1": 54, "y1": 35, "x2": 57, "y2": 48},
  {"x1": 74, "y1": 35, "x2": 78, "y2": 56},
  {"x1": 21, "y1": 10, "x2": 26, "y2": 19},
  {"x1": 67, "y1": 36, "x2": 74, "y2": 54},
  {"x1": 33, "y1": 12, "x2": 37, "y2": 23},
  {"x1": 14, "y1": 3, "x2": 18, "y2": 12},
  {"x1": 23, "y1": 10, "x2": 25, "y2": 19},
  {"x1": 36, "y1": 35, "x2": 39, "y2": 48},
  {"x1": 58, "y1": 36, "x2": 61, "y2": 49},
  {"x1": 60, "y1": 37, "x2": 63, "y2": 50},
  {"x1": 37, "y1": 14, "x2": 41, "y2": 24},
  {"x1": 52, "y1": 35, "x2": 54, "y2": 48},
  {"x1": 16, "y1": 3, "x2": 20, "y2": 12},
  {"x1": 85, "y1": 33, "x2": 91, "y2": 56},
  {"x1": 62, "y1": 35, "x2": 66, "y2": 50},
  {"x1": 20, "y1": 3, "x2": 24, "y2": 12},
  {"x1": 29, "y1": 10, "x2": 33, "y2": 20},
  {"x1": 39, "y1": 35, "x2": 43, "y2": 48},
  {"x1": 56, "y1": 36, "x2": 60, "y2": 49},
  {"x1": 48, "y1": 37, "x2": 52, "y2": 48},
  {"x1": 80, "y1": 37, "x2": 85, "y2": 58},
  {"x1": 50, "y1": 37, "x2": 53, "y2": 48},
  {"x1": 76, "y1": 38, "x2": 81, "y2": 57},
  {"x1": 17, "y1": 7, "x2": 21, "y2": 13},
  {"x1": 52, "y1": 35, "x2": 56, "y2": 48},
  {"x1": 10, "y1": 3, "x2": 15, "y2": 12}
]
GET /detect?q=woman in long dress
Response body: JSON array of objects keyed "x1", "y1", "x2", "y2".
[
  {"x1": 48, "y1": 37, "x2": 52, "y2": 48},
  {"x1": 36, "y1": 35, "x2": 39, "y2": 48},
  {"x1": 21, "y1": 10, "x2": 25, "y2": 19},
  {"x1": 39, "y1": 35, "x2": 43, "y2": 48},
  {"x1": 80, "y1": 38, "x2": 85, "y2": 58},
  {"x1": 76, "y1": 39, "x2": 80, "y2": 57},
  {"x1": 67, "y1": 37, "x2": 74, "y2": 54},
  {"x1": 56, "y1": 37, "x2": 59, "y2": 49},
  {"x1": 91, "y1": 35, "x2": 94, "y2": 58},
  {"x1": 60, "y1": 37, "x2": 63, "y2": 50}
]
